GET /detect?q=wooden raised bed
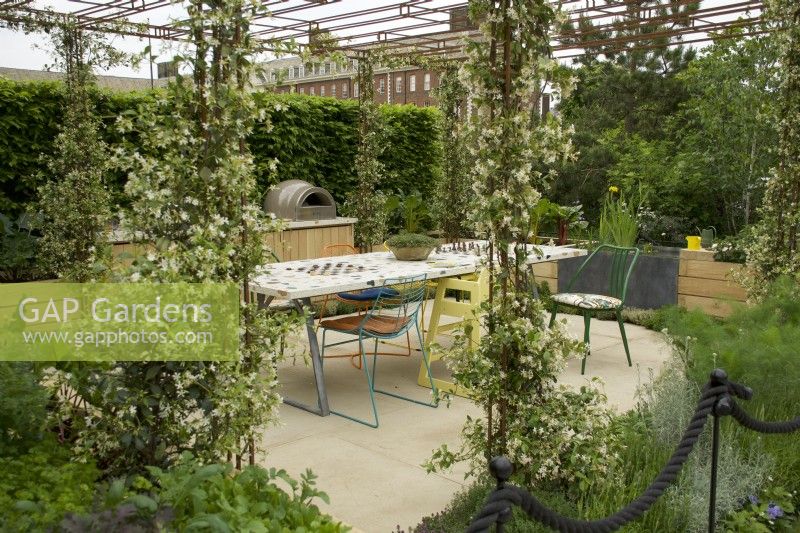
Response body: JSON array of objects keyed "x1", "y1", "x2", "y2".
[
  {"x1": 111, "y1": 217, "x2": 356, "y2": 264},
  {"x1": 677, "y1": 249, "x2": 746, "y2": 318}
]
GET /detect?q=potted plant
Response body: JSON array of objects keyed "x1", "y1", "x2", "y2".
[{"x1": 385, "y1": 233, "x2": 438, "y2": 261}]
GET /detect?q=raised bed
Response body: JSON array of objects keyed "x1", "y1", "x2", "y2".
[{"x1": 677, "y1": 249, "x2": 745, "y2": 317}]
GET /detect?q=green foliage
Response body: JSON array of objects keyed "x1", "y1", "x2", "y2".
[
  {"x1": 724, "y1": 486, "x2": 798, "y2": 532},
  {"x1": 712, "y1": 229, "x2": 751, "y2": 264},
  {"x1": 553, "y1": 62, "x2": 689, "y2": 223},
  {"x1": 385, "y1": 232, "x2": 437, "y2": 248},
  {"x1": 37, "y1": 22, "x2": 115, "y2": 282},
  {"x1": 0, "y1": 79, "x2": 62, "y2": 216},
  {"x1": 103, "y1": 455, "x2": 347, "y2": 532},
  {"x1": 431, "y1": 66, "x2": 472, "y2": 242},
  {"x1": 598, "y1": 189, "x2": 638, "y2": 246},
  {"x1": 406, "y1": 481, "x2": 577, "y2": 533},
  {"x1": 745, "y1": 0, "x2": 800, "y2": 297},
  {"x1": 0, "y1": 437, "x2": 100, "y2": 532},
  {"x1": 660, "y1": 278, "x2": 800, "y2": 493},
  {"x1": 0, "y1": 362, "x2": 49, "y2": 455},
  {"x1": 0, "y1": 211, "x2": 47, "y2": 282},
  {"x1": 385, "y1": 189, "x2": 431, "y2": 234},
  {"x1": 343, "y1": 53, "x2": 389, "y2": 251},
  {"x1": 0, "y1": 79, "x2": 441, "y2": 219}
]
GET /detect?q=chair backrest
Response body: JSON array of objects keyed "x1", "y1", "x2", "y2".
[
  {"x1": 363, "y1": 274, "x2": 428, "y2": 335},
  {"x1": 566, "y1": 245, "x2": 640, "y2": 302},
  {"x1": 322, "y1": 244, "x2": 357, "y2": 257}
]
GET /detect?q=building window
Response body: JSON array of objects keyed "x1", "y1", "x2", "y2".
[
  {"x1": 395, "y1": 76, "x2": 403, "y2": 93},
  {"x1": 354, "y1": 82, "x2": 359, "y2": 98},
  {"x1": 324, "y1": 62, "x2": 331, "y2": 74},
  {"x1": 320, "y1": 85, "x2": 325, "y2": 96},
  {"x1": 318, "y1": 63, "x2": 325, "y2": 75},
  {"x1": 299, "y1": 87, "x2": 305, "y2": 94},
  {"x1": 310, "y1": 87, "x2": 315, "y2": 95},
  {"x1": 409, "y1": 75, "x2": 416, "y2": 92},
  {"x1": 342, "y1": 83, "x2": 349, "y2": 97},
  {"x1": 293, "y1": 66, "x2": 300, "y2": 78},
  {"x1": 331, "y1": 84, "x2": 336, "y2": 97},
  {"x1": 378, "y1": 78, "x2": 385, "y2": 95},
  {"x1": 423, "y1": 73, "x2": 431, "y2": 91}
]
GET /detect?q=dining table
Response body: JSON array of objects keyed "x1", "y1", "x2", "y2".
[{"x1": 250, "y1": 242, "x2": 587, "y2": 417}]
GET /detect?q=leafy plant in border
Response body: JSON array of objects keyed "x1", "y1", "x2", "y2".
[{"x1": 0, "y1": 212, "x2": 45, "y2": 282}]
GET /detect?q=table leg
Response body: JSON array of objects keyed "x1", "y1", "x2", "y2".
[{"x1": 282, "y1": 298, "x2": 330, "y2": 416}]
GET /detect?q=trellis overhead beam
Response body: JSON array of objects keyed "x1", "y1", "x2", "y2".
[{"x1": 0, "y1": 0, "x2": 768, "y2": 56}]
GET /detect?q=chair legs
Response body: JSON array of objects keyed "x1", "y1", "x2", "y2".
[
  {"x1": 549, "y1": 305, "x2": 633, "y2": 374},
  {"x1": 329, "y1": 336, "x2": 380, "y2": 428},
  {"x1": 323, "y1": 324, "x2": 438, "y2": 429},
  {"x1": 617, "y1": 312, "x2": 632, "y2": 367},
  {"x1": 581, "y1": 311, "x2": 591, "y2": 375},
  {"x1": 373, "y1": 323, "x2": 439, "y2": 409}
]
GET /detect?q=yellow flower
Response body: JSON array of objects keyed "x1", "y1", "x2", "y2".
[{"x1": 608, "y1": 185, "x2": 619, "y2": 194}]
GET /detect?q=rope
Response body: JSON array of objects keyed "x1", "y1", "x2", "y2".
[
  {"x1": 729, "y1": 399, "x2": 800, "y2": 434},
  {"x1": 466, "y1": 370, "x2": 800, "y2": 533}
]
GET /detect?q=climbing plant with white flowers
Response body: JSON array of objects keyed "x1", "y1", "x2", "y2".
[{"x1": 426, "y1": 0, "x2": 620, "y2": 488}]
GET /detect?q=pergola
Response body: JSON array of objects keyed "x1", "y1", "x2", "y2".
[{"x1": 0, "y1": 0, "x2": 768, "y2": 61}]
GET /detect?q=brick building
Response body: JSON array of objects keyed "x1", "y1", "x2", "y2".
[{"x1": 261, "y1": 57, "x2": 442, "y2": 108}]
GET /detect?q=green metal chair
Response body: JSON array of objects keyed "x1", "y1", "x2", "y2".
[
  {"x1": 548, "y1": 245, "x2": 640, "y2": 375},
  {"x1": 319, "y1": 274, "x2": 438, "y2": 428}
]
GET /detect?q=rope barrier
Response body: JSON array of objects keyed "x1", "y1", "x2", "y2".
[{"x1": 466, "y1": 369, "x2": 800, "y2": 533}]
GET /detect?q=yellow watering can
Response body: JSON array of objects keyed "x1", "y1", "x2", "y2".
[{"x1": 686, "y1": 236, "x2": 702, "y2": 250}]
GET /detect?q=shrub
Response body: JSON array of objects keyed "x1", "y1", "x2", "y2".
[
  {"x1": 0, "y1": 437, "x2": 100, "y2": 532},
  {"x1": 0, "y1": 79, "x2": 442, "y2": 218},
  {"x1": 57, "y1": 455, "x2": 346, "y2": 532},
  {"x1": 0, "y1": 362, "x2": 49, "y2": 456}
]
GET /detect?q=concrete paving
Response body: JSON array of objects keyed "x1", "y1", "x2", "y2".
[{"x1": 259, "y1": 303, "x2": 671, "y2": 532}]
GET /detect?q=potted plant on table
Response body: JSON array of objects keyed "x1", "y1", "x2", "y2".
[{"x1": 385, "y1": 233, "x2": 438, "y2": 261}]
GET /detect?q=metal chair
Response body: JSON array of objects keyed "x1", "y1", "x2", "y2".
[
  {"x1": 317, "y1": 243, "x2": 412, "y2": 368},
  {"x1": 548, "y1": 245, "x2": 640, "y2": 375},
  {"x1": 319, "y1": 274, "x2": 438, "y2": 428}
]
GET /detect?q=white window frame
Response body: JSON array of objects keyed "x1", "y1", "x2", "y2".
[
  {"x1": 423, "y1": 73, "x2": 431, "y2": 91},
  {"x1": 331, "y1": 84, "x2": 336, "y2": 97},
  {"x1": 395, "y1": 76, "x2": 403, "y2": 94},
  {"x1": 378, "y1": 78, "x2": 385, "y2": 95},
  {"x1": 409, "y1": 75, "x2": 416, "y2": 92},
  {"x1": 320, "y1": 85, "x2": 326, "y2": 96},
  {"x1": 354, "y1": 82, "x2": 360, "y2": 98},
  {"x1": 342, "y1": 83, "x2": 349, "y2": 97}
]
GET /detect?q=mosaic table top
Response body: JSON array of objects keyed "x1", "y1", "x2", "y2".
[{"x1": 251, "y1": 243, "x2": 586, "y2": 300}]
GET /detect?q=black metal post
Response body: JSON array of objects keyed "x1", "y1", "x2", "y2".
[
  {"x1": 708, "y1": 369, "x2": 732, "y2": 533},
  {"x1": 708, "y1": 411, "x2": 720, "y2": 533},
  {"x1": 489, "y1": 457, "x2": 513, "y2": 533}
]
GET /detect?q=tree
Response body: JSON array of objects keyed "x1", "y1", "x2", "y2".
[
  {"x1": 54, "y1": 0, "x2": 299, "y2": 474},
  {"x1": 431, "y1": 65, "x2": 472, "y2": 242},
  {"x1": 427, "y1": 0, "x2": 617, "y2": 487},
  {"x1": 343, "y1": 52, "x2": 389, "y2": 251},
  {"x1": 745, "y1": 0, "x2": 800, "y2": 296}
]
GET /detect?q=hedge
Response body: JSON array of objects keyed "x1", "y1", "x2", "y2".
[{"x1": 0, "y1": 77, "x2": 442, "y2": 216}]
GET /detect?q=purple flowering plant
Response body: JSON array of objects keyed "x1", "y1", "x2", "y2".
[{"x1": 724, "y1": 486, "x2": 797, "y2": 532}]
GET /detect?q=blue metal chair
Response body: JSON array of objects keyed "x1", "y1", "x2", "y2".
[
  {"x1": 319, "y1": 274, "x2": 438, "y2": 428},
  {"x1": 548, "y1": 244, "x2": 640, "y2": 375}
]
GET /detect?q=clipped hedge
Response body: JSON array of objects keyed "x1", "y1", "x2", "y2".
[{"x1": 0, "y1": 78, "x2": 442, "y2": 215}]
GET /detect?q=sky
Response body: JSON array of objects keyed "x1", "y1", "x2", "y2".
[{"x1": 0, "y1": 0, "x2": 756, "y2": 79}]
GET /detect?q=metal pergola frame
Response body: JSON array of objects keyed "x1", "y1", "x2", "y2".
[{"x1": 0, "y1": 0, "x2": 769, "y2": 60}]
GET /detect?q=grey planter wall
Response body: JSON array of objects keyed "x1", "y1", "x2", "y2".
[{"x1": 556, "y1": 247, "x2": 680, "y2": 310}]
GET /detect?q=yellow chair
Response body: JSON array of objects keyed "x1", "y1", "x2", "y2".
[{"x1": 417, "y1": 269, "x2": 489, "y2": 397}]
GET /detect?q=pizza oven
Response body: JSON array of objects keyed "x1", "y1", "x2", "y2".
[{"x1": 264, "y1": 179, "x2": 337, "y2": 221}]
